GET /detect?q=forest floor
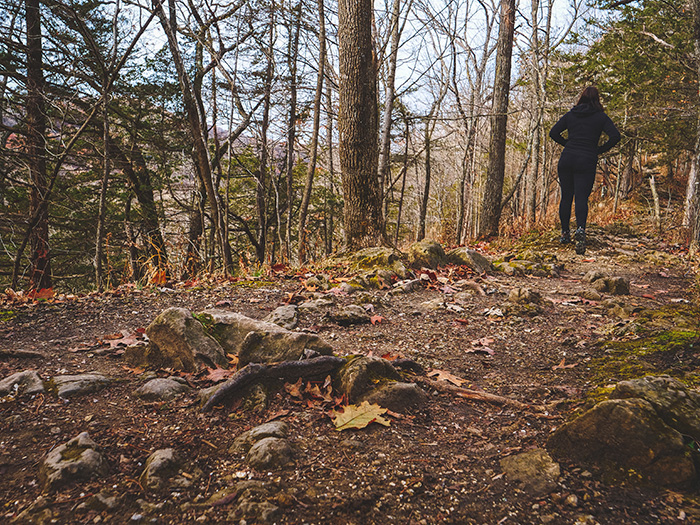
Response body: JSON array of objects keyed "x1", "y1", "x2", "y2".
[{"x1": 1, "y1": 221, "x2": 700, "y2": 524}]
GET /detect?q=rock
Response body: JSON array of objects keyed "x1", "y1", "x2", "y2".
[
  {"x1": 392, "y1": 279, "x2": 423, "y2": 294},
  {"x1": 303, "y1": 274, "x2": 331, "y2": 291},
  {"x1": 359, "y1": 382, "x2": 428, "y2": 412},
  {"x1": 335, "y1": 356, "x2": 401, "y2": 403},
  {"x1": 264, "y1": 304, "x2": 298, "y2": 330},
  {"x1": 52, "y1": 373, "x2": 111, "y2": 399},
  {"x1": 610, "y1": 375, "x2": 700, "y2": 441},
  {"x1": 199, "y1": 310, "x2": 333, "y2": 366},
  {"x1": 508, "y1": 288, "x2": 541, "y2": 305},
  {"x1": 139, "y1": 448, "x2": 186, "y2": 492},
  {"x1": 583, "y1": 270, "x2": 607, "y2": 284},
  {"x1": 140, "y1": 307, "x2": 228, "y2": 371},
  {"x1": 446, "y1": 247, "x2": 495, "y2": 274},
  {"x1": 325, "y1": 305, "x2": 371, "y2": 326},
  {"x1": 347, "y1": 247, "x2": 407, "y2": 278},
  {"x1": 76, "y1": 492, "x2": 119, "y2": 512},
  {"x1": 246, "y1": 437, "x2": 294, "y2": 470},
  {"x1": 579, "y1": 290, "x2": 602, "y2": 302},
  {"x1": 224, "y1": 481, "x2": 280, "y2": 524},
  {"x1": 547, "y1": 398, "x2": 697, "y2": 487},
  {"x1": 500, "y1": 448, "x2": 560, "y2": 496},
  {"x1": 607, "y1": 277, "x2": 630, "y2": 295},
  {"x1": 133, "y1": 377, "x2": 192, "y2": 402},
  {"x1": 39, "y1": 432, "x2": 107, "y2": 492},
  {"x1": 592, "y1": 279, "x2": 609, "y2": 293},
  {"x1": 407, "y1": 239, "x2": 446, "y2": 269},
  {"x1": 0, "y1": 370, "x2": 45, "y2": 396},
  {"x1": 493, "y1": 261, "x2": 524, "y2": 276},
  {"x1": 298, "y1": 297, "x2": 335, "y2": 311},
  {"x1": 230, "y1": 421, "x2": 289, "y2": 454},
  {"x1": 420, "y1": 298, "x2": 446, "y2": 311}
]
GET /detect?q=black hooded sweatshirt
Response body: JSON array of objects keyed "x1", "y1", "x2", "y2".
[{"x1": 549, "y1": 103, "x2": 620, "y2": 157}]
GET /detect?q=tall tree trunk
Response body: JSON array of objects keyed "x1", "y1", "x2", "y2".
[
  {"x1": 417, "y1": 120, "x2": 432, "y2": 241},
  {"x1": 378, "y1": 0, "x2": 406, "y2": 216},
  {"x1": 94, "y1": 88, "x2": 110, "y2": 290},
  {"x1": 298, "y1": 0, "x2": 326, "y2": 263},
  {"x1": 155, "y1": 0, "x2": 228, "y2": 273},
  {"x1": 477, "y1": 0, "x2": 515, "y2": 238},
  {"x1": 284, "y1": 0, "x2": 301, "y2": 261},
  {"x1": 324, "y1": 80, "x2": 335, "y2": 255},
  {"x1": 256, "y1": 5, "x2": 276, "y2": 264},
  {"x1": 338, "y1": 0, "x2": 383, "y2": 250},
  {"x1": 25, "y1": 0, "x2": 51, "y2": 290},
  {"x1": 690, "y1": 0, "x2": 700, "y2": 254}
]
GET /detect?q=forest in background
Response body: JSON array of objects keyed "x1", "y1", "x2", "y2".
[{"x1": 0, "y1": 0, "x2": 698, "y2": 292}]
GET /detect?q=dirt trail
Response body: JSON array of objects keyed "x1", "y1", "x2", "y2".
[{"x1": 1, "y1": 226, "x2": 698, "y2": 524}]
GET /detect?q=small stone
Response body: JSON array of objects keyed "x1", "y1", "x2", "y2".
[
  {"x1": 230, "y1": 421, "x2": 289, "y2": 454},
  {"x1": 246, "y1": 437, "x2": 294, "y2": 470},
  {"x1": 52, "y1": 373, "x2": 111, "y2": 399},
  {"x1": 264, "y1": 305, "x2": 299, "y2": 330},
  {"x1": 0, "y1": 370, "x2": 45, "y2": 396},
  {"x1": 565, "y1": 494, "x2": 579, "y2": 507},
  {"x1": 133, "y1": 377, "x2": 191, "y2": 401}
]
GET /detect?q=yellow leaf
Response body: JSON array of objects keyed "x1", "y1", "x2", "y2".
[{"x1": 332, "y1": 401, "x2": 391, "y2": 431}]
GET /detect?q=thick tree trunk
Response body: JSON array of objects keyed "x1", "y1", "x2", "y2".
[
  {"x1": 25, "y1": 0, "x2": 52, "y2": 290},
  {"x1": 284, "y1": 1, "x2": 301, "y2": 261},
  {"x1": 477, "y1": 0, "x2": 515, "y2": 238},
  {"x1": 94, "y1": 90, "x2": 110, "y2": 291},
  {"x1": 338, "y1": 0, "x2": 383, "y2": 250},
  {"x1": 298, "y1": 0, "x2": 326, "y2": 263},
  {"x1": 417, "y1": 121, "x2": 431, "y2": 241}
]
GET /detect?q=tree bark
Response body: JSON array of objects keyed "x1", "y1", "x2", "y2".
[
  {"x1": 25, "y1": 0, "x2": 52, "y2": 290},
  {"x1": 477, "y1": 0, "x2": 515, "y2": 238},
  {"x1": 690, "y1": 0, "x2": 700, "y2": 254},
  {"x1": 338, "y1": 0, "x2": 383, "y2": 250},
  {"x1": 284, "y1": 1, "x2": 301, "y2": 261}
]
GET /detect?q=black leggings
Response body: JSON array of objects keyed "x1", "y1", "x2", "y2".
[{"x1": 557, "y1": 149, "x2": 597, "y2": 231}]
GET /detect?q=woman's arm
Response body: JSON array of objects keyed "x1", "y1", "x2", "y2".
[
  {"x1": 549, "y1": 114, "x2": 568, "y2": 147},
  {"x1": 598, "y1": 115, "x2": 621, "y2": 154}
]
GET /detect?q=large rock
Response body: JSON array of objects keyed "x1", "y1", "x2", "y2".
[
  {"x1": 547, "y1": 398, "x2": 697, "y2": 488},
  {"x1": 335, "y1": 356, "x2": 401, "y2": 403},
  {"x1": 52, "y1": 373, "x2": 111, "y2": 399},
  {"x1": 325, "y1": 305, "x2": 371, "y2": 326},
  {"x1": 446, "y1": 247, "x2": 495, "y2": 274},
  {"x1": 199, "y1": 310, "x2": 333, "y2": 366},
  {"x1": 39, "y1": 432, "x2": 107, "y2": 492},
  {"x1": 610, "y1": 375, "x2": 700, "y2": 441},
  {"x1": 347, "y1": 247, "x2": 407, "y2": 278},
  {"x1": 133, "y1": 377, "x2": 192, "y2": 401},
  {"x1": 500, "y1": 448, "x2": 560, "y2": 496},
  {"x1": 141, "y1": 307, "x2": 228, "y2": 371},
  {"x1": 0, "y1": 370, "x2": 45, "y2": 396},
  {"x1": 407, "y1": 240, "x2": 446, "y2": 269}
]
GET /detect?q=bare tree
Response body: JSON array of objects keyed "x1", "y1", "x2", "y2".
[{"x1": 478, "y1": 0, "x2": 516, "y2": 238}]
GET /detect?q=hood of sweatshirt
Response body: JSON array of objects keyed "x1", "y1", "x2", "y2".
[{"x1": 570, "y1": 103, "x2": 601, "y2": 117}]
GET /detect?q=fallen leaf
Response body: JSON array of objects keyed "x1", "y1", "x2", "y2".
[
  {"x1": 552, "y1": 358, "x2": 577, "y2": 370},
  {"x1": 453, "y1": 318, "x2": 469, "y2": 326},
  {"x1": 215, "y1": 300, "x2": 233, "y2": 307},
  {"x1": 370, "y1": 315, "x2": 384, "y2": 325},
  {"x1": 471, "y1": 337, "x2": 495, "y2": 347},
  {"x1": 332, "y1": 401, "x2": 391, "y2": 431},
  {"x1": 28, "y1": 288, "x2": 54, "y2": 300},
  {"x1": 121, "y1": 366, "x2": 145, "y2": 375},
  {"x1": 266, "y1": 409, "x2": 291, "y2": 421},
  {"x1": 284, "y1": 378, "x2": 304, "y2": 398},
  {"x1": 641, "y1": 294, "x2": 657, "y2": 300},
  {"x1": 204, "y1": 367, "x2": 236, "y2": 382},
  {"x1": 380, "y1": 352, "x2": 404, "y2": 361},
  {"x1": 427, "y1": 369, "x2": 467, "y2": 387}
]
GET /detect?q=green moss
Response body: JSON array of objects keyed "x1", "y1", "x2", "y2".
[
  {"x1": 229, "y1": 280, "x2": 276, "y2": 289},
  {"x1": 0, "y1": 310, "x2": 17, "y2": 322}
]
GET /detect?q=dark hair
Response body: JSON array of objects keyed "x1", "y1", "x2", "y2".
[{"x1": 577, "y1": 86, "x2": 604, "y2": 111}]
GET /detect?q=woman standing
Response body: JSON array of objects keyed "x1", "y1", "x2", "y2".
[{"x1": 549, "y1": 86, "x2": 621, "y2": 255}]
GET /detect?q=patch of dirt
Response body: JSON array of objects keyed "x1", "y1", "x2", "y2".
[{"x1": 1, "y1": 228, "x2": 699, "y2": 524}]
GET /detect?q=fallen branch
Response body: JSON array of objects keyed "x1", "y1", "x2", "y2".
[
  {"x1": 417, "y1": 377, "x2": 530, "y2": 409},
  {"x1": 202, "y1": 355, "x2": 346, "y2": 412}
]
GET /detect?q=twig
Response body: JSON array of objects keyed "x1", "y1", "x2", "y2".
[{"x1": 418, "y1": 377, "x2": 530, "y2": 409}]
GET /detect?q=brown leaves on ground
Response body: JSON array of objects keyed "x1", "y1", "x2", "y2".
[{"x1": 427, "y1": 369, "x2": 468, "y2": 387}]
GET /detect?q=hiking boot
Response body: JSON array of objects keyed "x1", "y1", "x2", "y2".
[
  {"x1": 560, "y1": 230, "x2": 571, "y2": 244},
  {"x1": 575, "y1": 227, "x2": 586, "y2": 255}
]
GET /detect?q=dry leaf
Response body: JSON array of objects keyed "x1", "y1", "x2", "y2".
[
  {"x1": 332, "y1": 401, "x2": 391, "y2": 431},
  {"x1": 552, "y1": 358, "x2": 577, "y2": 370},
  {"x1": 204, "y1": 367, "x2": 236, "y2": 382},
  {"x1": 427, "y1": 369, "x2": 467, "y2": 387},
  {"x1": 370, "y1": 315, "x2": 384, "y2": 325},
  {"x1": 284, "y1": 378, "x2": 304, "y2": 398}
]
